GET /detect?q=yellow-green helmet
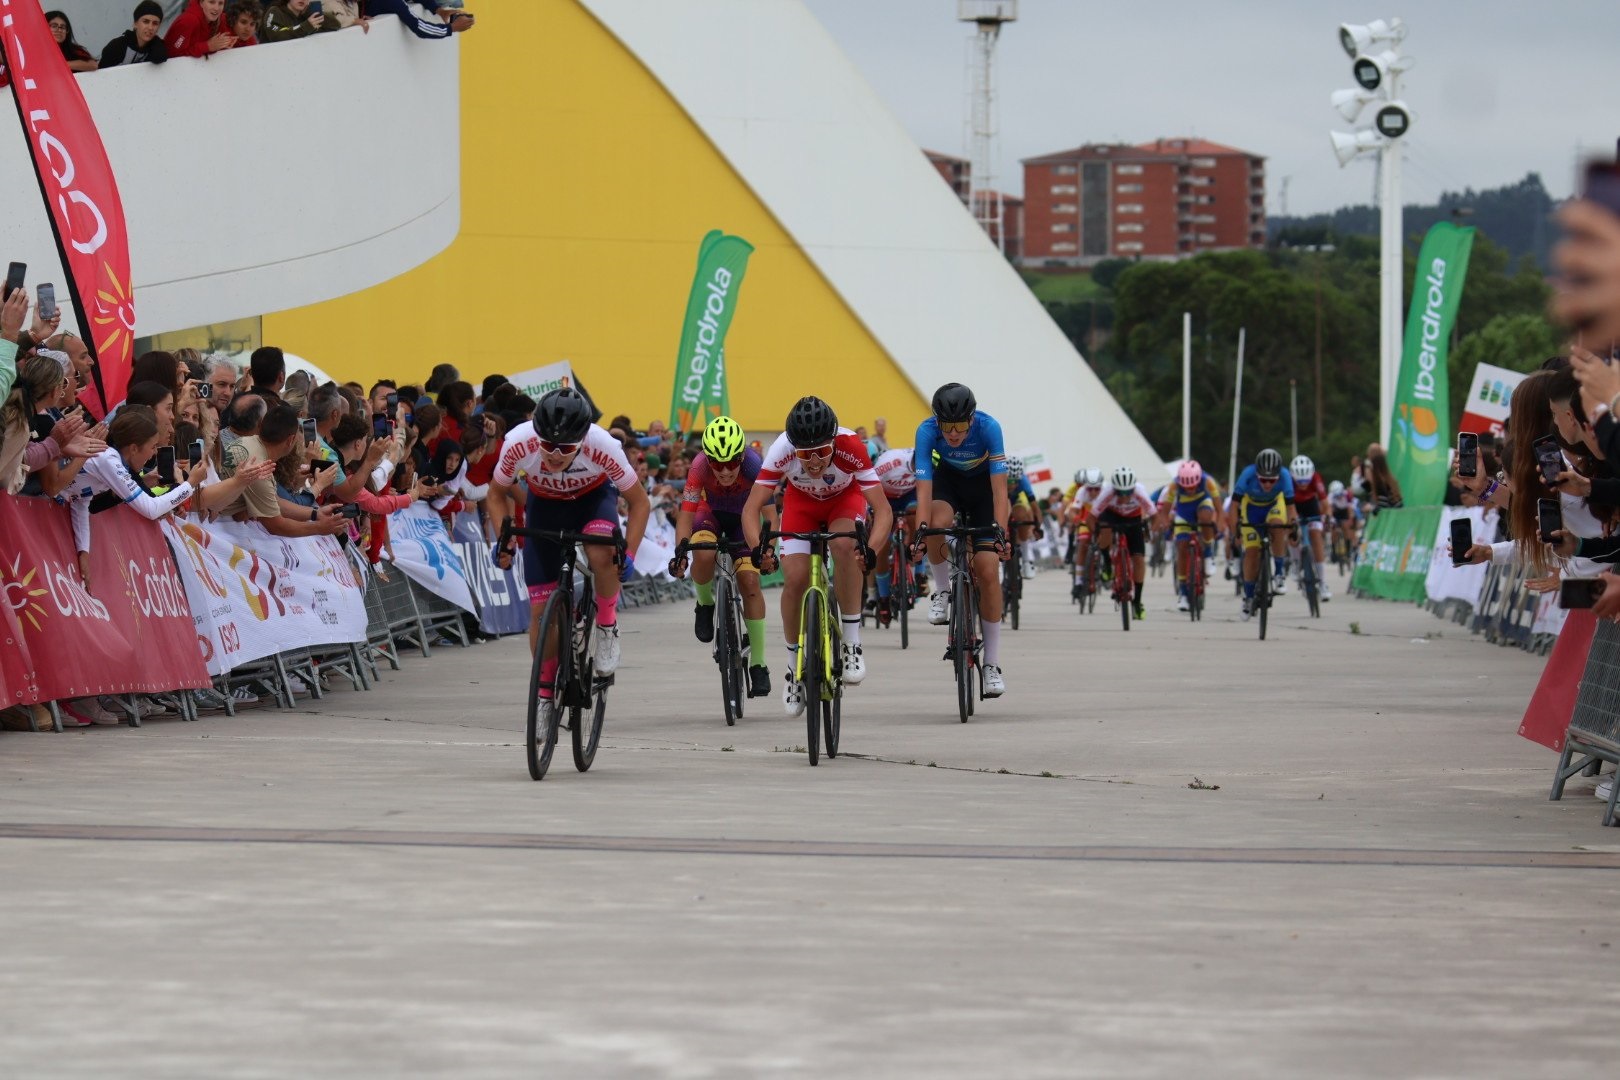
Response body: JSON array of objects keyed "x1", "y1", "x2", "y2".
[{"x1": 702, "y1": 415, "x2": 745, "y2": 462}]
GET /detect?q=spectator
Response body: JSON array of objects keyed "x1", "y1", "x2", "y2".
[
  {"x1": 1365, "y1": 447, "x2": 1403, "y2": 511},
  {"x1": 3, "y1": 356, "x2": 99, "y2": 494},
  {"x1": 261, "y1": 0, "x2": 338, "y2": 41},
  {"x1": 218, "y1": 390, "x2": 265, "y2": 457},
  {"x1": 125, "y1": 380, "x2": 178, "y2": 443},
  {"x1": 478, "y1": 373, "x2": 508, "y2": 411},
  {"x1": 310, "y1": 383, "x2": 386, "y2": 502},
  {"x1": 46, "y1": 11, "x2": 99, "y2": 72},
  {"x1": 423, "y1": 362, "x2": 460, "y2": 397},
  {"x1": 250, "y1": 345, "x2": 286, "y2": 404},
  {"x1": 218, "y1": 404, "x2": 347, "y2": 536},
  {"x1": 99, "y1": 1, "x2": 170, "y2": 68},
  {"x1": 204, "y1": 355, "x2": 239, "y2": 413},
  {"x1": 436, "y1": 379, "x2": 474, "y2": 447},
  {"x1": 166, "y1": 0, "x2": 239, "y2": 58},
  {"x1": 129, "y1": 350, "x2": 188, "y2": 404},
  {"x1": 870, "y1": 416, "x2": 890, "y2": 453},
  {"x1": 321, "y1": 0, "x2": 368, "y2": 29},
  {"x1": 408, "y1": 402, "x2": 443, "y2": 477},
  {"x1": 226, "y1": 0, "x2": 263, "y2": 46},
  {"x1": 367, "y1": 379, "x2": 396, "y2": 416},
  {"x1": 361, "y1": 0, "x2": 474, "y2": 39}
]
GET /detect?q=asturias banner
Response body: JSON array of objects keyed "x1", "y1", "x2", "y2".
[
  {"x1": 0, "y1": 0, "x2": 136, "y2": 416},
  {"x1": 1389, "y1": 220, "x2": 1475, "y2": 506},
  {"x1": 668, "y1": 230, "x2": 752, "y2": 435}
]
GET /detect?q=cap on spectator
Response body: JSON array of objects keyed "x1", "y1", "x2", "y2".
[
  {"x1": 134, "y1": 0, "x2": 163, "y2": 21},
  {"x1": 645, "y1": 452, "x2": 663, "y2": 470}
]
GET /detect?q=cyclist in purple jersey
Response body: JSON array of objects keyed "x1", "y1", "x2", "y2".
[{"x1": 669, "y1": 417, "x2": 776, "y2": 697}]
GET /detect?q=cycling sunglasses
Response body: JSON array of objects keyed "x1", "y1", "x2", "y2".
[
  {"x1": 539, "y1": 439, "x2": 580, "y2": 454},
  {"x1": 938, "y1": 420, "x2": 972, "y2": 435},
  {"x1": 794, "y1": 443, "x2": 835, "y2": 461},
  {"x1": 1257, "y1": 474, "x2": 1279, "y2": 484}
]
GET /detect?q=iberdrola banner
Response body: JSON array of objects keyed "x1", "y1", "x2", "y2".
[
  {"x1": 1389, "y1": 221, "x2": 1475, "y2": 506},
  {"x1": 668, "y1": 230, "x2": 752, "y2": 434}
]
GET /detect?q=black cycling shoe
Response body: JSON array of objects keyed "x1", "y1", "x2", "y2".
[
  {"x1": 694, "y1": 603, "x2": 715, "y2": 643},
  {"x1": 748, "y1": 665, "x2": 771, "y2": 698}
]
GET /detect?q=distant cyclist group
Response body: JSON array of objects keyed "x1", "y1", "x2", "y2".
[{"x1": 485, "y1": 379, "x2": 1366, "y2": 776}]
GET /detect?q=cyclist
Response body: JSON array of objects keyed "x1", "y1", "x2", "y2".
[
  {"x1": 1090, "y1": 465, "x2": 1154, "y2": 620},
  {"x1": 913, "y1": 382, "x2": 1011, "y2": 697},
  {"x1": 1005, "y1": 455, "x2": 1041, "y2": 579},
  {"x1": 1156, "y1": 459, "x2": 1221, "y2": 613},
  {"x1": 1329, "y1": 479, "x2": 1362, "y2": 561},
  {"x1": 741, "y1": 396, "x2": 891, "y2": 715},
  {"x1": 1068, "y1": 466, "x2": 1106, "y2": 599},
  {"x1": 1226, "y1": 447, "x2": 1297, "y2": 621},
  {"x1": 488, "y1": 387, "x2": 649, "y2": 679},
  {"x1": 1289, "y1": 454, "x2": 1332, "y2": 601},
  {"x1": 872, "y1": 446, "x2": 920, "y2": 624},
  {"x1": 671, "y1": 415, "x2": 773, "y2": 699}
]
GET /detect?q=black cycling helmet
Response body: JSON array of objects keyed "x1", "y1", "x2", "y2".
[
  {"x1": 785, "y1": 395, "x2": 838, "y2": 448},
  {"x1": 931, "y1": 382, "x2": 976, "y2": 423},
  {"x1": 534, "y1": 386, "x2": 593, "y2": 444},
  {"x1": 1256, "y1": 447, "x2": 1283, "y2": 479}
]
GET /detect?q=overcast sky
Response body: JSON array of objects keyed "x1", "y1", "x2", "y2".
[{"x1": 801, "y1": 0, "x2": 1619, "y2": 216}]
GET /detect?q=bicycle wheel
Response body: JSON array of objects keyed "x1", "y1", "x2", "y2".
[
  {"x1": 897, "y1": 560, "x2": 911, "y2": 650},
  {"x1": 953, "y1": 565, "x2": 972, "y2": 723},
  {"x1": 1117, "y1": 544, "x2": 1132, "y2": 633},
  {"x1": 1257, "y1": 571, "x2": 1270, "y2": 641},
  {"x1": 715, "y1": 574, "x2": 741, "y2": 727},
  {"x1": 1003, "y1": 559, "x2": 1021, "y2": 632},
  {"x1": 802, "y1": 590, "x2": 823, "y2": 765},
  {"x1": 571, "y1": 679, "x2": 606, "y2": 772},
  {"x1": 964, "y1": 580, "x2": 978, "y2": 718},
  {"x1": 823, "y1": 619, "x2": 841, "y2": 759},
  {"x1": 526, "y1": 591, "x2": 570, "y2": 781},
  {"x1": 1304, "y1": 560, "x2": 1321, "y2": 619}
]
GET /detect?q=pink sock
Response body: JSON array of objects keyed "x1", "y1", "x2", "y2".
[
  {"x1": 596, "y1": 591, "x2": 619, "y2": 627},
  {"x1": 539, "y1": 656, "x2": 559, "y2": 699}
]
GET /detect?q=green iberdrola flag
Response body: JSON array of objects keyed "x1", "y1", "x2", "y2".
[
  {"x1": 1389, "y1": 220, "x2": 1475, "y2": 505},
  {"x1": 669, "y1": 230, "x2": 753, "y2": 434}
]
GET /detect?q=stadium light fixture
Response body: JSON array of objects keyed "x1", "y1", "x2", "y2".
[
  {"x1": 1338, "y1": 17, "x2": 1405, "y2": 58},
  {"x1": 1330, "y1": 128, "x2": 1384, "y2": 167},
  {"x1": 1330, "y1": 87, "x2": 1378, "y2": 122}
]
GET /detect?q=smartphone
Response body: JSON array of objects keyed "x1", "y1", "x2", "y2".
[
  {"x1": 1559, "y1": 577, "x2": 1605, "y2": 610},
  {"x1": 1537, "y1": 497, "x2": 1563, "y2": 543},
  {"x1": 339, "y1": 502, "x2": 363, "y2": 520},
  {"x1": 300, "y1": 418, "x2": 318, "y2": 444},
  {"x1": 308, "y1": 0, "x2": 323, "y2": 13},
  {"x1": 188, "y1": 439, "x2": 204, "y2": 468},
  {"x1": 156, "y1": 445, "x2": 176, "y2": 486},
  {"x1": 1533, "y1": 435, "x2": 1564, "y2": 486},
  {"x1": 372, "y1": 414, "x2": 393, "y2": 440},
  {"x1": 1449, "y1": 518, "x2": 1472, "y2": 566},
  {"x1": 192, "y1": 379, "x2": 210, "y2": 399},
  {"x1": 35, "y1": 282, "x2": 56, "y2": 321},
  {"x1": 1457, "y1": 431, "x2": 1479, "y2": 479},
  {"x1": 3, "y1": 262, "x2": 24, "y2": 301},
  {"x1": 386, "y1": 392, "x2": 399, "y2": 410}
]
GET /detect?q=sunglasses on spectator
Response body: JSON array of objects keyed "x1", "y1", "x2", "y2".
[
  {"x1": 539, "y1": 439, "x2": 580, "y2": 454},
  {"x1": 794, "y1": 443, "x2": 835, "y2": 461},
  {"x1": 939, "y1": 420, "x2": 971, "y2": 435}
]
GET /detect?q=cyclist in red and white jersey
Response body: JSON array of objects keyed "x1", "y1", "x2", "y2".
[
  {"x1": 486, "y1": 387, "x2": 650, "y2": 678},
  {"x1": 870, "y1": 446, "x2": 919, "y2": 623},
  {"x1": 1091, "y1": 466, "x2": 1154, "y2": 619},
  {"x1": 742, "y1": 396, "x2": 892, "y2": 716},
  {"x1": 1289, "y1": 454, "x2": 1332, "y2": 601}
]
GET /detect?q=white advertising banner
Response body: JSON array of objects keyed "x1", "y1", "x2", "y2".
[
  {"x1": 164, "y1": 518, "x2": 369, "y2": 675},
  {"x1": 1423, "y1": 506, "x2": 1494, "y2": 606},
  {"x1": 1459, "y1": 363, "x2": 1526, "y2": 438},
  {"x1": 506, "y1": 359, "x2": 576, "y2": 401},
  {"x1": 386, "y1": 503, "x2": 477, "y2": 614},
  {"x1": 1012, "y1": 445, "x2": 1053, "y2": 487}
]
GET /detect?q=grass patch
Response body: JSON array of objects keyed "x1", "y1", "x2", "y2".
[{"x1": 1021, "y1": 270, "x2": 1103, "y2": 305}]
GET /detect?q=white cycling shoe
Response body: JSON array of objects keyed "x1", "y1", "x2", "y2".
[
  {"x1": 928, "y1": 591, "x2": 950, "y2": 625},
  {"x1": 593, "y1": 623, "x2": 621, "y2": 675},
  {"x1": 1272, "y1": 574, "x2": 1288, "y2": 595},
  {"x1": 841, "y1": 642, "x2": 866, "y2": 685},
  {"x1": 782, "y1": 673, "x2": 806, "y2": 717},
  {"x1": 982, "y1": 664, "x2": 1006, "y2": 697},
  {"x1": 1176, "y1": 594, "x2": 1190, "y2": 612}
]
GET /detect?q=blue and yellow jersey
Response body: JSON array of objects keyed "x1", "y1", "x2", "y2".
[
  {"x1": 1162, "y1": 476, "x2": 1222, "y2": 509},
  {"x1": 1005, "y1": 471, "x2": 1037, "y2": 503},
  {"x1": 1232, "y1": 464, "x2": 1293, "y2": 507},
  {"x1": 914, "y1": 413, "x2": 1006, "y2": 480}
]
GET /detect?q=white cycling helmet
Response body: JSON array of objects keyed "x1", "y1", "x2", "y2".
[
  {"x1": 1329, "y1": 479, "x2": 1345, "y2": 497},
  {"x1": 1073, "y1": 469, "x2": 1087, "y2": 485},
  {"x1": 1111, "y1": 465, "x2": 1136, "y2": 492},
  {"x1": 1006, "y1": 455, "x2": 1025, "y2": 479},
  {"x1": 1083, "y1": 467, "x2": 1105, "y2": 487},
  {"x1": 1290, "y1": 455, "x2": 1316, "y2": 482}
]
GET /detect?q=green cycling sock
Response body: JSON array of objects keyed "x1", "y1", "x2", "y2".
[
  {"x1": 695, "y1": 580, "x2": 714, "y2": 606},
  {"x1": 747, "y1": 618, "x2": 768, "y2": 666}
]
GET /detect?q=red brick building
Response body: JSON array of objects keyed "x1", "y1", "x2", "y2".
[
  {"x1": 924, "y1": 149, "x2": 1024, "y2": 260},
  {"x1": 1019, "y1": 138, "x2": 1266, "y2": 266},
  {"x1": 924, "y1": 149, "x2": 971, "y2": 204}
]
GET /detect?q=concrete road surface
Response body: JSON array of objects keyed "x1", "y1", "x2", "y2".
[{"x1": 1, "y1": 571, "x2": 1613, "y2": 1079}]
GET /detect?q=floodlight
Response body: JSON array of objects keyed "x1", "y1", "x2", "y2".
[
  {"x1": 1338, "y1": 17, "x2": 1405, "y2": 58},
  {"x1": 1374, "y1": 100, "x2": 1412, "y2": 139},
  {"x1": 1331, "y1": 87, "x2": 1378, "y2": 122},
  {"x1": 1351, "y1": 48, "x2": 1413, "y2": 91},
  {"x1": 1330, "y1": 129, "x2": 1384, "y2": 167}
]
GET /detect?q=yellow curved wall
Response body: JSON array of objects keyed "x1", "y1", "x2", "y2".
[{"x1": 263, "y1": 0, "x2": 927, "y2": 437}]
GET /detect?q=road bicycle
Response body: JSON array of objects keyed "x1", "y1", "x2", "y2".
[
  {"x1": 1174, "y1": 528, "x2": 1205, "y2": 622},
  {"x1": 762, "y1": 525, "x2": 867, "y2": 765},
  {"x1": 886, "y1": 520, "x2": 916, "y2": 650},
  {"x1": 917, "y1": 523, "x2": 1003, "y2": 723},
  {"x1": 501, "y1": 521, "x2": 625, "y2": 781},
  {"x1": 1072, "y1": 538, "x2": 1101, "y2": 615},
  {"x1": 1297, "y1": 535, "x2": 1322, "y2": 620},
  {"x1": 1247, "y1": 521, "x2": 1295, "y2": 642},
  {"x1": 1099, "y1": 522, "x2": 1138, "y2": 632},
  {"x1": 1002, "y1": 543, "x2": 1023, "y2": 631},
  {"x1": 674, "y1": 540, "x2": 749, "y2": 726}
]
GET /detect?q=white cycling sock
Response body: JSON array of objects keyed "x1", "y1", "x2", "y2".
[
  {"x1": 841, "y1": 616, "x2": 861, "y2": 647},
  {"x1": 1316, "y1": 561, "x2": 1327, "y2": 582},
  {"x1": 1021, "y1": 540, "x2": 1034, "y2": 562},
  {"x1": 982, "y1": 618, "x2": 1001, "y2": 666},
  {"x1": 931, "y1": 559, "x2": 950, "y2": 592}
]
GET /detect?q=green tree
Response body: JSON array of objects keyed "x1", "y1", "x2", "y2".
[{"x1": 1449, "y1": 313, "x2": 1564, "y2": 417}]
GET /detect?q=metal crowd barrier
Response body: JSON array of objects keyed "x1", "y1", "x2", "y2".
[
  {"x1": 1420, "y1": 560, "x2": 1556, "y2": 657},
  {"x1": 1553, "y1": 618, "x2": 1620, "y2": 826}
]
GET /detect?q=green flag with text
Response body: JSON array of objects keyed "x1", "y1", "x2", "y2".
[
  {"x1": 1389, "y1": 221, "x2": 1475, "y2": 506},
  {"x1": 669, "y1": 230, "x2": 753, "y2": 434}
]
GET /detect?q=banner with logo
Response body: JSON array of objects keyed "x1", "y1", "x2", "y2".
[
  {"x1": 1422, "y1": 506, "x2": 1494, "y2": 606},
  {"x1": 1351, "y1": 505, "x2": 1443, "y2": 602},
  {"x1": 450, "y1": 513, "x2": 529, "y2": 635},
  {"x1": 1459, "y1": 362, "x2": 1527, "y2": 438},
  {"x1": 668, "y1": 230, "x2": 753, "y2": 434},
  {"x1": 0, "y1": 1, "x2": 136, "y2": 416},
  {"x1": 387, "y1": 503, "x2": 476, "y2": 614},
  {"x1": 164, "y1": 518, "x2": 368, "y2": 675},
  {"x1": 1011, "y1": 446, "x2": 1053, "y2": 487},
  {"x1": 1389, "y1": 221, "x2": 1475, "y2": 506},
  {"x1": 506, "y1": 359, "x2": 575, "y2": 402},
  {"x1": 0, "y1": 497, "x2": 206, "y2": 704}
]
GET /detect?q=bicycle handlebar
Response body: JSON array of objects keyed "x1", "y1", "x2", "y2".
[
  {"x1": 761, "y1": 524, "x2": 868, "y2": 545},
  {"x1": 498, "y1": 519, "x2": 627, "y2": 559},
  {"x1": 915, "y1": 524, "x2": 1005, "y2": 539}
]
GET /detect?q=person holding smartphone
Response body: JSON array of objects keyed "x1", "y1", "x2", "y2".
[{"x1": 260, "y1": 0, "x2": 338, "y2": 41}]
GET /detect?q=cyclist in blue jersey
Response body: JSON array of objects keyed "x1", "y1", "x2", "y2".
[
  {"x1": 912, "y1": 382, "x2": 1011, "y2": 697},
  {"x1": 1004, "y1": 455, "x2": 1042, "y2": 578},
  {"x1": 1225, "y1": 448, "x2": 1298, "y2": 621}
]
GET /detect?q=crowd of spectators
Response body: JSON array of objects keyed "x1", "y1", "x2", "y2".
[{"x1": 3, "y1": 0, "x2": 475, "y2": 82}]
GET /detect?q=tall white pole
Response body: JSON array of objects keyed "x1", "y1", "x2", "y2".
[
  {"x1": 1228, "y1": 327, "x2": 1246, "y2": 490},
  {"x1": 1182, "y1": 311, "x2": 1192, "y2": 462},
  {"x1": 1290, "y1": 379, "x2": 1299, "y2": 458},
  {"x1": 1379, "y1": 139, "x2": 1402, "y2": 447}
]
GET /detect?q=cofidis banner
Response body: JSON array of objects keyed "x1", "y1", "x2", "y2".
[
  {"x1": 1389, "y1": 221, "x2": 1475, "y2": 506},
  {"x1": 668, "y1": 230, "x2": 752, "y2": 434}
]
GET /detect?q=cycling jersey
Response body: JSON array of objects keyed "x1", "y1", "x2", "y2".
[
  {"x1": 1090, "y1": 484, "x2": 1156, "y2": 519},
  {"x1": 755, "y1": 429, "x2": 879, "y2": 501},
  {"x1": 874, "y1": 448, "x2": 917, "y2": 501},
  {"x1": 1291, "y1": 473, "x2": 1329, "y2": 517},
  {"x1": 1231, "y1": 464, "x2": 1295, "y2": 507},
  {"x1": 913, "y1": 413, "x2": 1006, "y2": 479},
  {"x1": 1006, "y1": 472, "x2": 1037, "y2": 505},
  {"x1": 494, "y1": 422, "x2": 638, "y2": 501},
  {"x1": 680, "y1": 448, "x2": 762, "y2": 515},
  {"x1": 1068, "y1": 485, "x2": 1103, "y2": 524},
  {"x1": 1160, "y1": 476, "x2": 1221, "y2": 511}
]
